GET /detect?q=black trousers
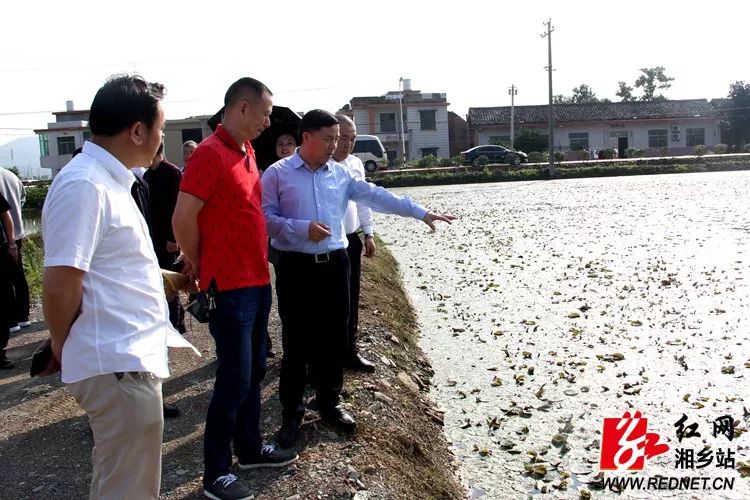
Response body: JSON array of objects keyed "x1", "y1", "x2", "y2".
[
  {"x1": 345, "y1": 233, "x2": 363, "y2": 357},
  {"x1": 275, "y1": 249, "x2": 350, "y2": 420},
  {"x1": 0, "y1": 245, "x2": 15, "y2": 357},
  {"x1": 10, "y1": 239, "x2": 29, "y2": 323}
]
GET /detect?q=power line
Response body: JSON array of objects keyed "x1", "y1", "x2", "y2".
[{"x1": 0, "y1": 110, "x2": 57, "y2": 116}]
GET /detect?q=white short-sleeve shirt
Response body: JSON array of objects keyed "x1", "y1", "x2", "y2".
[
  {"x1": 339, "y1": 155, "x2": 374, "y2": 236},
  {"x1": 43, "y1": 141, "x2": 197, "y2": 384}
]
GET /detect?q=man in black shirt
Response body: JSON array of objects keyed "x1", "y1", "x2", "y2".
[
  {"x1": 144, "y1": 144, "x2": 185, "y2": 333},
  {"x1": 0, "y1": 192, "x2": 18, "y2": 369},
  {"x1": 130, "y1": 167, "x2": 181, "y2": 419}
]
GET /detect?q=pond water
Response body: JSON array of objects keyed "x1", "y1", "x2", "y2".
[
  {"x1": 22, "y1": 208, "x2": 41, "y2": 236},
  {"x1": 377, "y1": 171, "x2": 750, "y2": 499}
]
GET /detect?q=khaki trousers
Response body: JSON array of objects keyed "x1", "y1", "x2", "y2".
[{"x1": 68, "y1": 372, "x2": 164, "y2": 500}]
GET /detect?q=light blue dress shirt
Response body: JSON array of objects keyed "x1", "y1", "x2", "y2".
[{"x1": 262, "y1": 151, "x2": 427, "y2": 254}]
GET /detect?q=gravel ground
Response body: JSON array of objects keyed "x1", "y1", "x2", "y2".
[{"x1": 0, "y1": 249, "x2": 463, "y2": 499}]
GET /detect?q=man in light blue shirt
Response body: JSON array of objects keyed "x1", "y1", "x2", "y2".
[{"x1": 261, "y1": 109, "x2": 454, "y2": 449}]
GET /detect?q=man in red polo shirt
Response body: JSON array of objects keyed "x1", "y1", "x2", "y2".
[{"x1": 173, "y1": 77, "x2": 297, "y2": 500}]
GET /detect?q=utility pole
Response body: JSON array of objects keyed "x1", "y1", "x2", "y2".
[
  {"x1": 508, "y1": 85, "x2": 517, "y2": 150},
  {"x1": 398, "y1": 77, "x2": 407, "y2": 163},
  {"x1": 542, "y1": 18, "x2": 555, "y2": 178}
]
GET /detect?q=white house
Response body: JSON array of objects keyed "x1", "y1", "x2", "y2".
[
  {"x1": 349, "y1": 82, "x2": 450, "y2": 161},
  {"x1": 35, "y1": 102, "x2": 213, "y2": 176},
  {"x1": 468, "y1": 99, "x2": 723, "y2": 159},
  {"x1": 34, "y1": 101, "x2": 90, "y2": 176},
  {"x1": 163, "y1": 115, "x2": 212, "y2": 167}
]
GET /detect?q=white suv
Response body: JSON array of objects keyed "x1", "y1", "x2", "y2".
[{"x1": 352, "y1": 135, "x2": 389, "y2": 172}]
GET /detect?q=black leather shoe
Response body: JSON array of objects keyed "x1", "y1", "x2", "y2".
[
  {"x1": 320, "y1": 405, "x2": 356, "y2": 433},
  {"x1": 346, "y1": 354, "x2": 375, "y2": 373},
  {"x1": 278, "y1": 418, "x2": 301, "y2": 449},
  {"x1": 163, "y1": 403, "x2": 181, "y2": 419}
]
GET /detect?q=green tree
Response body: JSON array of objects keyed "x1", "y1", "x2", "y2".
[
  {"x1": 488, "y1": 136, "x2": 511, "y2": 148},
  {"x1": 25, "y1": 185, "x2": 49, "y2": 209},
  {"x1": 554, "y1": 84, "x2": 603, "y2": 104},
  {"x1": 570, "y1": 84, "x2": 600, "y2": 103},
  {"x1": 725, "y1": 81, "x2": 750, "y2": 147},
  {"x1": 634, "y1": 66, "x2": 674, "y2": 101},
  {"x1": 6, "y1": 166, "x2": 21, "y2": 177},
  {"x1": 616, "y1": 81, "x2": 635, "y2": 102},
  {"x1": 514, "y1": 129, "x2": 548, "y2": 153},
  {"x1": 617, "y1": 67, "x2": 674, "y2": 102}
]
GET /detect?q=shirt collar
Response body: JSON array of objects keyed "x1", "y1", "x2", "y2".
[
  {"x1": 82, "y1": 141, "x2": 135, "y2": 188},
  {"x1": 215, "y1": 124, "x2": 255, "y2": 155},
  {"x1": 291, "y1": 149, "x2": 334, "y2": 171},
  {"x1": 332, "y1": 154, "x2": 352, "y2": 166}
]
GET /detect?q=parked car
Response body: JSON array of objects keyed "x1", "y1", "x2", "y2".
[
  {"x1": 352, "y1": 135, "x2": 389, "y2": 172},
  {"x1": 460, "y1": 145, "x2": 528, "y2": 166}
]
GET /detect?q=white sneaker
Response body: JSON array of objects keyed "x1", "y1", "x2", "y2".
[
  {"x1": 18, "y1": 321, "x2": 32, "y2": 328},
  {"x1": 8, "y1": 325, "x2": 20, "y2": 333}
]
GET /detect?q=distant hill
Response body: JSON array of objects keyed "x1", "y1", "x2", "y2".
[{"x1": 0, "y1": 136, "x2": 47, "y2": 178}]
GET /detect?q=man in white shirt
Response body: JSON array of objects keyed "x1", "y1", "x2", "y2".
[
  {"x1": 332, "y1": 114, "x2": 376, "y2": 372},
  {"x1": 181, "y1": 140, "x2": 198, "y2": 172},
  {"x1": 42, "y1": 75, "x2": 197, "y2": 500}
]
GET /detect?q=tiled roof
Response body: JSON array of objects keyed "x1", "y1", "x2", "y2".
[{"x1": 468, "y1": 99, "x2": 721, "y2": 127}]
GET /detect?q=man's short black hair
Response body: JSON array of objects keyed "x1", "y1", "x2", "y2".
[
  {"x1": 299, "y1": 109, "x2": 339, "y2": 136},
  {"x1": 88, "y1": 74, "x2": 165, "y2": 137},
  {"x1": 224, "y1": 77, "x2": 272, "y2": 107}
]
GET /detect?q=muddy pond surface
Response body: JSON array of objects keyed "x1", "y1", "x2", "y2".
[{"x1": 376, "y1": 171, "x2": 750, "y2": 499}]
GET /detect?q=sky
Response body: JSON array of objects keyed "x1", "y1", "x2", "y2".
[{"x1": 1, "y1": 0, "x2": 747, "y2": 160}]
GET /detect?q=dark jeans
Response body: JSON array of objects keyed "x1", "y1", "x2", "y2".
[
  {"x1": 203, "y1": 285, "x2": 271, "y2": 486},
  {"x1": 275, "y1": 250, "x2": 350, "y2": 421}
]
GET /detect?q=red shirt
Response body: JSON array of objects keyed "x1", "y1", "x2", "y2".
[{"x1": 180, "y1": 124, "x2": 270, "y2": 291}]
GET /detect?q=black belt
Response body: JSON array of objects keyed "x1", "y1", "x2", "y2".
[{"x1": 278, "y1": 248, "x2": 347, "y2": 264}]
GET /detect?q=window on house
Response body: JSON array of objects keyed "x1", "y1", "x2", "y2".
[
  {"x1": 419, "y1": 110, "x2": 436, "y2": 130},
  {"x1": 648, "y1": 129, "x2": 668, "y2": 148},
  {"x1": 686, "y1": 128, "x2": 705, "y2": 147},
  {"x1": 39, "y1": 133, "x2": 49, "y2": 157},
  {"x1": 380, "y1": 113, "x2": 396, "y2": 133},
  {"x1": 568, "y1": 132, "x2": 589, "y2": 150},
  {"x1": 57, "y1": 136, "x2": 76, "y2": 155},
  {"x1": 421, "y1": 147, "x2": 439, "y2": 158}
]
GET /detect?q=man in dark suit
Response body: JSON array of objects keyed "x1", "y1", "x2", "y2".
[{"x1": 145, "y1": 144, "x2": 185, "y2": 333}]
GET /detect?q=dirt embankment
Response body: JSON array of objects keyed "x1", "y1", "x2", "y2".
[{"x1": 0, "y1": 240, "x2": 465, "y2": 500}]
